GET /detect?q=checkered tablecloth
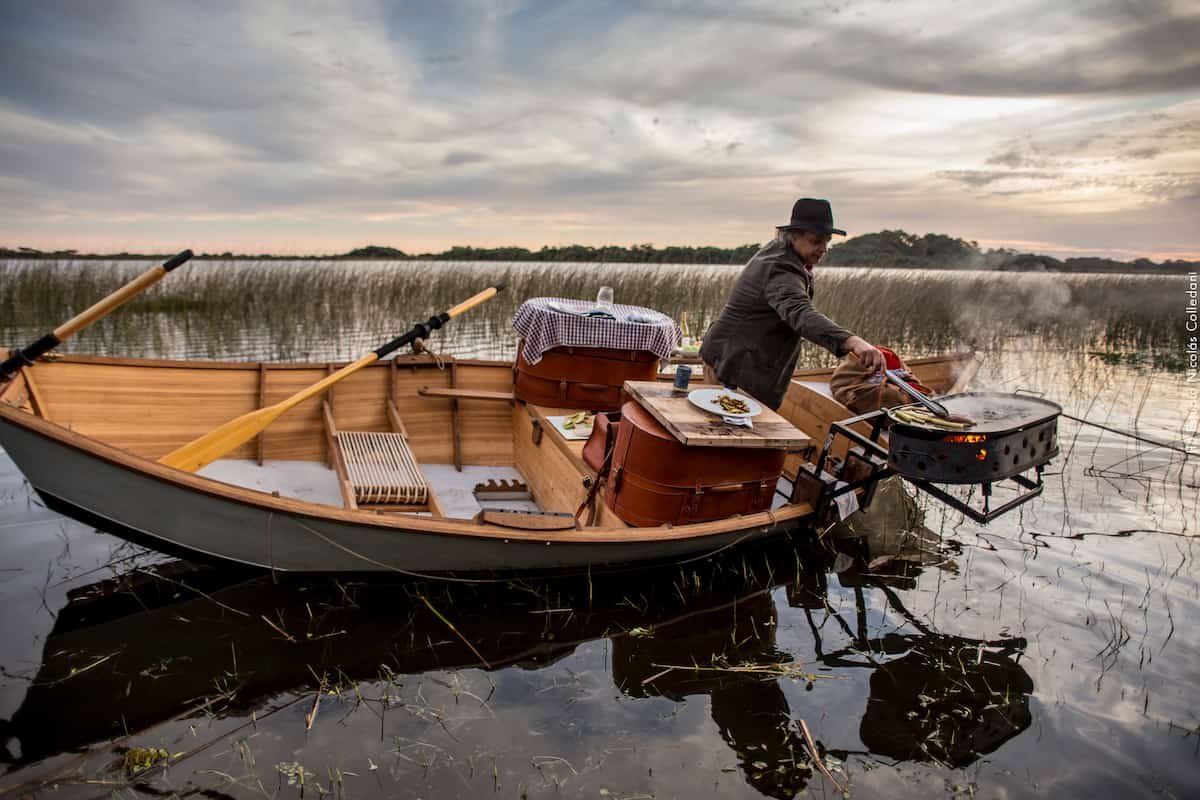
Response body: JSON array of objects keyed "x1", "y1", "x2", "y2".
[{"x1": 512, "y1": 297, "x2": 681, "y2": 365}]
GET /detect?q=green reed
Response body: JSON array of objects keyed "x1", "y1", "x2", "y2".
[{"x1": 0, "y1": 259, "x2": 1182, "y2": 368}]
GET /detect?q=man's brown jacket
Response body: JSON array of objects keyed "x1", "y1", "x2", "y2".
[{"x1": 700, "y1": 238, "x2": 852, "y2": 409}]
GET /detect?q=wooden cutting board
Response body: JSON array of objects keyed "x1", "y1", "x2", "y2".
[{"x1": 623, "y1": 381, "x2": 812, "y2": 449}]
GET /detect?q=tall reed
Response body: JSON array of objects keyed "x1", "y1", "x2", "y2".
[{"x1": 0, "y1": 259, "x2": 1181, "y2": 367}]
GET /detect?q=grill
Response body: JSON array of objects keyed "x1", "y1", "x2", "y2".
[
  {"x1": 814, "y1": 392, "x2": 1064, "y2": 524},
  {"x1": 886, "y1": 392, "x2": 1062, "y2": 484}
]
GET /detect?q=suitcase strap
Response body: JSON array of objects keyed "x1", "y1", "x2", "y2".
[{"x1": 575, "y1": 433, "x2": 619, "y2": 526}]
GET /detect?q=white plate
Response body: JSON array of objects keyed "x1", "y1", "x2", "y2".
[
  {"x1": 687, "y1": 388, "x2": 762, "y2": 418},
  {"x1": 547, "y1": 414, "x2": 595, "y2": 440}
]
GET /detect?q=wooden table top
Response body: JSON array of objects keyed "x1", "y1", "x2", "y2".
[{"x1": 623, "y1": 381, "x2": 812, "y2": 449}]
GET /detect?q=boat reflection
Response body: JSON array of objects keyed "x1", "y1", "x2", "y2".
[{"x1": 1, "y1": 485, "x2": 1033, "y2": 796}]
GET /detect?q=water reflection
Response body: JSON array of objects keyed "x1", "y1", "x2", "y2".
[{"x1": 1, "y1": 484, "x2": 1032, "y2": 797}]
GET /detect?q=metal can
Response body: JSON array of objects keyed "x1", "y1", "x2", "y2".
[{"x1": 673, "y1": 364, "x2": 692, "y2": 390}]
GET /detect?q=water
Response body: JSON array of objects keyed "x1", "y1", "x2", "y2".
[{"x1": 0, "y1": 262, "x2": 1197, "y2": 798}]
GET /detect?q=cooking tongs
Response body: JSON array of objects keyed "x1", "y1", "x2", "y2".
[{"x1": 884, "y1": 368, "x2": 954, "y2": 419}]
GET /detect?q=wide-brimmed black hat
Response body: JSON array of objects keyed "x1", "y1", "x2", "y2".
[{"x1": 777, "y1": 197, "x2": 846, "y2": 236}]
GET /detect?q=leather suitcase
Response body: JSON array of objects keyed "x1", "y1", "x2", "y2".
[
  {"x1": 601, "y1": 401, "x2": 784, "y2": 527},
  {"x1": 582, "y1": 411, "x2": 622, "y2": 472},
  {"x1": 513, "y1": 341, "x2": 659, "y2": 411}
]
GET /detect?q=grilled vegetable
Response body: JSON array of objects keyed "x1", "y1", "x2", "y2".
[
  {"x1": 716, "y1": 394, "x2": 750, "y2": 414},
  {"x1": 893, "y1": 407, "x2": 970, "y2": 430},
  {"x1": 562, "y1": 411, "x2": 593, "y2": 430}
]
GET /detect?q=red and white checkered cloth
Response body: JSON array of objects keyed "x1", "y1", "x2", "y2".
[{"x1": 512, "y1": 297, "x2": 681, "y2": 365}]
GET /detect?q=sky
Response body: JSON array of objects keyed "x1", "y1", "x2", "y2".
[{"x1": 0, "y1": 0, "x2": 1198, "y2": 261}]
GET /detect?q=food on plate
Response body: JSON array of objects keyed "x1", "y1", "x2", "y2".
[
  {"x1": 715, "y1": 394, "x2": 750, "y2": 414},
  {"x1": 562, "y1": 411, "x2": 594, "y2": 430}
]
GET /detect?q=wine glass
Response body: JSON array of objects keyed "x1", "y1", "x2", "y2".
[{"x1": 596, "y1": 285, "x2": 614, "y2": 313}]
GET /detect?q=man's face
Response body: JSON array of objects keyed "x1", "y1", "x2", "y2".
[{"x1": 790, "y1": 231, "x2": 832, "y2": 265}]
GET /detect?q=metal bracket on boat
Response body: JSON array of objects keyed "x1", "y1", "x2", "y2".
[{"x1": 907, "y1": 468, "x2": 1047, "y2": 524}]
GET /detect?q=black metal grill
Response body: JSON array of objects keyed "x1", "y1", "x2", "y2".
[
  {"x1": 886, "y1": 393, "x2": 1062, "y2": 484},
  {"x1": 812, "y1": 392, "x2": 1065, "y2": 524}
]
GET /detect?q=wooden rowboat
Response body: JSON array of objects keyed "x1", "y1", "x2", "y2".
[{"x1": 0, "y1": 350, "x2": 977, "y2": 574}]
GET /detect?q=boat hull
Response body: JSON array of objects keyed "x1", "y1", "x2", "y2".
[{"x1": 0, "y1": 411, "x2": 789, "y2": 573}]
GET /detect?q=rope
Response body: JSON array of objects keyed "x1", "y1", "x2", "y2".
[
  {"x1": 1061, "y1": 413, "x2": 1197, "y2": 457},
  {"x1": 291, "y1": 516, "x2": 770, "y2": 583},
  {"x1": 409, "y1": 337, "x2": 447, "y2": 369}
]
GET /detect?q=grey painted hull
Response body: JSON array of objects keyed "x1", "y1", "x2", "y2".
[{"x1": 0, "y1": 415, "x2": 792, "y2": 574}]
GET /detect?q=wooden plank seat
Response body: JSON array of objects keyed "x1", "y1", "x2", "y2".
[
  {"x1": 418, "y1": 386, "x2": 515, "y2": 402},
  {"x1": 334, "y1": 430, "x2": 429, "y2": 507}
]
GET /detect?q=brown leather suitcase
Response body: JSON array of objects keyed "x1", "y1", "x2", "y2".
[
  {"x1": 582, "y1": 411, "x2": 622, "y2": 472},
  {"x1": 601, "y1": 401, "x2": 785, "y2": 527},
  {"x1": 513, "y1": 341, "x2": 659, "y2": 411}
]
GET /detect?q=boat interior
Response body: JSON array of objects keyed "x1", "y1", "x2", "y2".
[{"x1": 0, "y1": 352, "x2": 977, "y2": 526}]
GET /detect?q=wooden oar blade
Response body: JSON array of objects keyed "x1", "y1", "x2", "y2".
[{"x1": 159, "y1": 404, "x2": 285, "y2": 473}]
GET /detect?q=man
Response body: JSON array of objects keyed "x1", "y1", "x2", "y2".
[{"x1": 700, "y1": 197, "x2": 885, "y2": 410}]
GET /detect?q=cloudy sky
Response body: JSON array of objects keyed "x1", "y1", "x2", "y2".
[{"x1": 1, "y1": 0, "x2": 1198, "y2": 259}]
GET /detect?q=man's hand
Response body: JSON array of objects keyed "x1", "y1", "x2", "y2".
[{"x1": 844, "y1": 335, "x2": 885, "y2": 374}]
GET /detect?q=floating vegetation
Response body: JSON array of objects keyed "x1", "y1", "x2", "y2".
[{"x1": 123, "y1": 746, "x2": 171, "y2": 775}]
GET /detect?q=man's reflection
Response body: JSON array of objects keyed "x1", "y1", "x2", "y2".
[{"x1": 611, "y1": 480, "x2": 1033, "y2": 797}]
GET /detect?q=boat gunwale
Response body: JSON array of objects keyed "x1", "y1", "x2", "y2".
[{"x1": 8, "y1": 352, "x2": 507, "y2": 371}]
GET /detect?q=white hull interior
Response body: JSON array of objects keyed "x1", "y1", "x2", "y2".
[
  {"x1": 198, "y1": 459, "x2": 541, "y2": 519},
  {"x1": 196, "y1": 457, "x2": 801, "y2": 519}
]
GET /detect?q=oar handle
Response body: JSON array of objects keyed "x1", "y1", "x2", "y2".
[
  {"x1": 447, "y1": 281, "x2": 507, "y2": 318},
  {"x1": 161, "y1": 249, "x2": 194, "y2": 272},
  {"x1": 1, "y1": 249, "x2": 194, "y2": 381},
  {"x1": 373, "y1": 280, "x2": 508, "y2": 360},
  {"x1": 55, "y1": 249, "x2": 194, "y2": 339}
]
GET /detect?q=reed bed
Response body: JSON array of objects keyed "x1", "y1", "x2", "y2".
[{"x1": 0, "y1": 259, "x2": 1181, "y2": 367}]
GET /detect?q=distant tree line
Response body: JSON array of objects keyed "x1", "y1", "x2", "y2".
[
  {"x1": 345, "y1": 243, "x2": 765, "y2": 264},
  {"x1": 819, "y1": 230, "x2": 1197, "y2": 274},
  {"x1": 3, "y1": 232, "x2": 1195, "y2": 273}
]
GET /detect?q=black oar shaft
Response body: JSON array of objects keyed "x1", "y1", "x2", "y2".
[
  {"x1": 371, "y1": 281, "x2": 508, "y2": 360},
  {"x1": 373, "y1": 313, "x2": 450, "y2": 359}
]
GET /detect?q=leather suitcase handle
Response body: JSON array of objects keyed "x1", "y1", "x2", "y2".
[
  {"x1": 558, "y1": 379, "x2": 615, "y2": 398},
  {"x1": 709, "y1": 482, "x2": 750, "y2": 493}
]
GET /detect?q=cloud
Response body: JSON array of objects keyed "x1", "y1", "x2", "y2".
[{"x1": 0, "y1": 1, "x2": 1196, "y2": 258}]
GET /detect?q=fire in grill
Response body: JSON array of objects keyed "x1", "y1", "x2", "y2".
[{"x1": 886, "y1": 392, "x2": 1062, "y2": 484}]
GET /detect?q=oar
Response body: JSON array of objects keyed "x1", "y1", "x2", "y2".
[
  {"x1": 1, "y1": 249, "x2": 194, "y2": 382},
  {"x1": 160, "y1": 280, "x2": 508, "y2": 473}
]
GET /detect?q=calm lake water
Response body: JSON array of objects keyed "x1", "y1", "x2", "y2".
[{"x1": 0, "y1": 260, "x2": 1197, "y2": 798}]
